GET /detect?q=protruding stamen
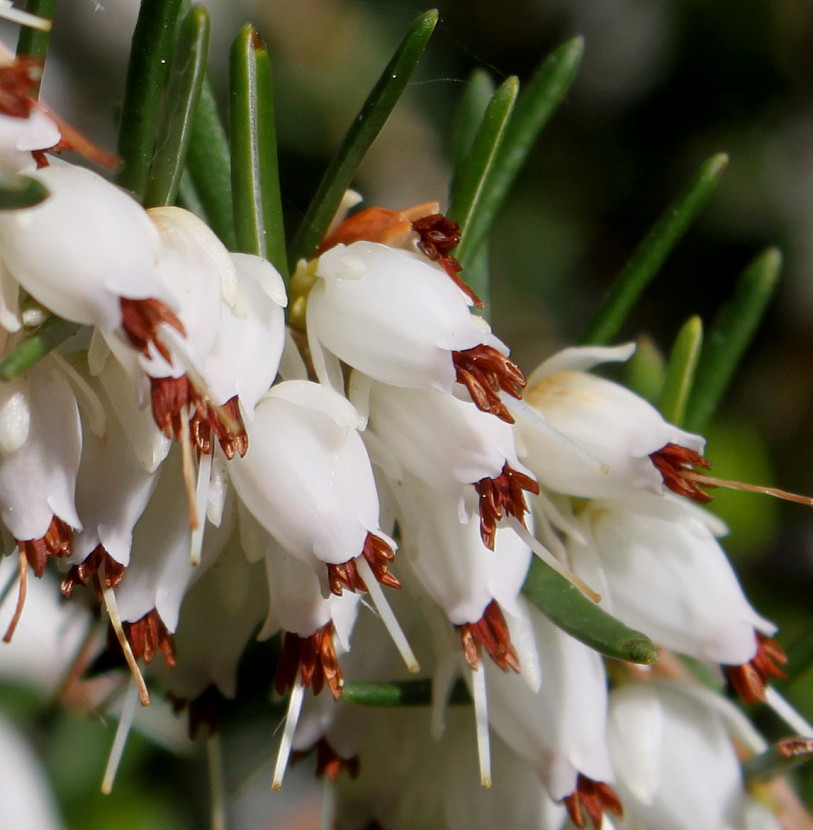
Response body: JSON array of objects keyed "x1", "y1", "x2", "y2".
[
  {"x1": 327, "y1": 533, "x2": 400, "y2": 595},
  {"x1": 726, "y1": 632, "x2": 787, "y2": 705},
  {"x1": 355, "y1": 556, "x2": 420, "y2": 674},
  {"x1": 101, "y1": 679, "x2": 138, "y2": 794},
  {"x1": 119, "y1": 297, "x2": 186, "y2": 364},
  {"x1": 272, "y1": 677, "x2": 305, "y2": 790},
  {"x1": 508, "y1": 517, "x2": 601, "y2": 603},
  {"x1": 61, "y1": 545, "x2": 125, "y2": 601},
  {"x1": 101, "y1": 582, "x2": 150, "y2": 706},
  {"x1": 474, "y1": 463, "x2": 540, "y2": 550},
  {"x1": 317, "y1": 202, "x2": 439, "y2": 254},
  {"x1": 274, "y1": 623, "x2": 343, "y2": 700},
  {"x1": 3, "y1": 549, "x2": 27, "y2": 643},
  {"x1": 17, "y1": 515, "x2": 73, "y2": 578},
  {"x1": 191, "y1": 449, "x2": 213, "y2": 565},
  {"x1": 453, "y1": 346, "x2": 525, "y2": 423},
  {"x1": 470, "y1": 664, "x2": 492, "y2": 788},
  {"x1": 119, "y1": 609, "x2": 176, "y2": 668},
  {"x1": 412, "y1": 213, "x2": 483, "y2": 308},
  {"x1": 458, "y1": 600, "x2": 519, "y2": 673},
  {"x1": 764, "y1": 687, "x2": 813, "y2": 738},
  {"x1": 207, "y1": 732, "x2": 227, "y2": 830},
  {"x1": 179, "y1": 406, "x2": 198, "y2": 531},
  {"x1": 563, "y1": 774, "x2": 624, "y2": 829}
]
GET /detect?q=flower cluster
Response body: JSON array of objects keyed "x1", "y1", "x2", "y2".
[{"x1": 0, "y1": 43, "x2": 805, "y2": 830}]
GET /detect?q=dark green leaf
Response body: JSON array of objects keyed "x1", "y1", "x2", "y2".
[
  {"x1": 452, "y1": 69, "x2": 495, "y2": 171},
  {"x1": 582, "y1": 153, "x2": 728, "y2": 346},
  {"x1": 0, "y1": 172, "x2": 48, "y2": 209},
  {"x1": 16, "y1": 0, "x2": 56, "y2": 73},
  {"x1": 447, "y1": 76, "x2": 518, "y2": 269},
  {"x1": 624, "y1": 335, "x2": 665, "y2": 405},
  {"x1": 453, "y1": 36, "x2": 583, "y2": 270},
  {"x1": 0, "y1": 316, "x2": 81, "y2": 380},
  {"x1": 686, "y1": 247, "x2": 781, "y2": 434},
  {"x1": 342, "y1": 679, "x2": 470, "y2": 707},
  {"x1": 288, "y1": 9, "x2": 438, "y2": 267},
  {"x1": 116, "y1": 0, "x2": 184, "y2": 198},
  {"x1": 229, "y1": 25, "x2": 287, "y2": 277},
  {"x1": 522, "y1": 558, "x2": 658, "y2": 664},
  {"x1": 743, "y1": 738, "x2": 813, "y2": 783},
  {"x1": 659, "y1": 315, "x2": 703, "y2": 427},
  {"x1": 185, "y1": 77, "x2": 235, "y2": 250},
  {"x1": 143, "y1": 6, "x2": 210, "y2": 209}
]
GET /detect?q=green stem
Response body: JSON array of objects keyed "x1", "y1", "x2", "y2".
[
  {"x1": 16, "y1": 0, "x2": 57, "y2": 75},
  {"x1": 0, "y1": 317, "x2": 80, "y2": 380}
]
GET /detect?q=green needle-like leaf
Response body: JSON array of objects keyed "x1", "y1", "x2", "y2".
[
  {"x1": 143, "y1": 6, "x2": 210, "y2": 209},
  {"x1": 288, "y1": 9, "x2": 438, "y2": 267},
  {"x1": 522, "y1": 558, "x2": 658, "y2": 664},
  {"x1": 117, "y1": 0, "x2": 184, "y2": 198},
  {"x1": 686, "y1": 248, "x2": 781, "y2": 434},
  {"x1": 743, "y1": 738, "x2": 813, "y2": 783},
  {"x1": 343, "y1": 679, "x2": 470, "y2": 707},
  {"x1": 0, "y1": 172, "x2": 48, "y2": 209},
  {"x1": 16, "y1": 0, "x2": 57, "y2": 72},
  {"x1": 0, "y1": 316, "x2": 81, "y2": 380},
  {"x1": 452, "y1": 69, "x2": 495, "y2": 171},
  {"x1": 583, "y1": 153, "x2": 728, "y2": 346},
  {"x1": 453, "y1": 36, "x2": 583, "y2": 271},
  {"x1": 185, "y1": 77, "x2": 235, "y2": 250},
  {"x1": 624, "y1": 335, "x2": 665, "y2": 405},
  {"x1": 659, "y1": 315, "x2": 703, "y2": 427},
  {"x1": 447, "y1": 76, "x2": 518, "y2": 269},
  {"x1": 229, "y1": 25, "x2": 287, "y2": 277}
]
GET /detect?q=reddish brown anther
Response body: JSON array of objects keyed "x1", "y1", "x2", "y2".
[
  {"x1": 453, "y1": 345, "x2": 525, "y2": 423},
  {"x1": 292, "y1": 738, "x2": 361, "y2": 782},
  {"x1": 649, "y1": 442, "x2": 713, "y2": 504},
  {"x1": 275, "y1": 622, "x2": 343, "y2": 700},
  {"x1": 563, "y1": 774, "x2": 624, "y2": 829},
  {"x1": 151, "y1": 376, "x2": 248, "y2": 459},
  {"x1": 61, "y1": 544, "x2": 125, "y2": 602},
  {"x1": 115, "y1": 609, "x2": 176, "y2": 668},
  {"x1": 474, "y1": 463, "x2": 540, "y2": 550},
  {"x1": 458, "y1": 600, "x2": 519, "y2": 673},
  {"x1": 169, "y1": 684, "x2": 225, "y2": 740},
  {"x1": 0, "y1": 58, "x2": 41, "y2": 118},
  {"x1": 726, "y1": 632, "x2": 788, "y2": 705},
  {"x1": 327, "y1": 532, "x2": 400, "y2": 595},
  {"x1": 412, "y1": 213, "x2": 484, "y2": 309},
  {"x1": 17, "y1": 515, "x2": 73, "y2": 578},
  {"x1": 119, "y1": 296, "x2": 186, "y2": 365}
]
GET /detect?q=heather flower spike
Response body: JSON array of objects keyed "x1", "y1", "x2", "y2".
[{"x1": 0, "y1": 6, "x2": 808, "y2": 830}]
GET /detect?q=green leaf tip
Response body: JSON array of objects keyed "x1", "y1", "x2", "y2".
[
  {"x1": 0, "y1": 316, "x2": 81, "y2": 380},
  {"x1": 523, "y1": 559, "x2": 658, "y2": 665},
  {"x1": 0, "y1": 173, "x2": 48, "y2": 210},
  {"x1": 342, "y1": 679, "x2": 470, "y2": 707},
  {"x1": 289, "y1": 7, "x2": 438, "y2": 267},
  {"x1": 743, "y1": 738, "x2": 813, "y2": 783},
  {"x1": 659, "y1": 315, "x2": 703, "y2": 428},
  {"x1": 582, "y1": 151, "x2": 729, "y2": 346}
]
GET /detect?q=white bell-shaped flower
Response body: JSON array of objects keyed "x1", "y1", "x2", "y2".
[
  {"x1": 0, "y1": 160, "x2": 175, "y2": 336},
  {"x1": 607, "y1": 680, "x2": 746, "y2": 830},
  {"x1": 567, "y1": 492, "x2": 773, "y2": 667},
  {"x1": 0, "y1": 356, "x2": 81, "y2": 572},
  {"x1": 518, "y1": 344, "x2": 705, "y2": 499},
  {"x1": 229, "y1": 380, "x2": 395, "y2": 592},
  {"x1": 307, "y1": 242, "x2": 523, "y2": 421}
]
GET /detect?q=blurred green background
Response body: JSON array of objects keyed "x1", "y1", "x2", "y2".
[{"x1": 2, "y1": 0, "x2": 813, "y2": 827}]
